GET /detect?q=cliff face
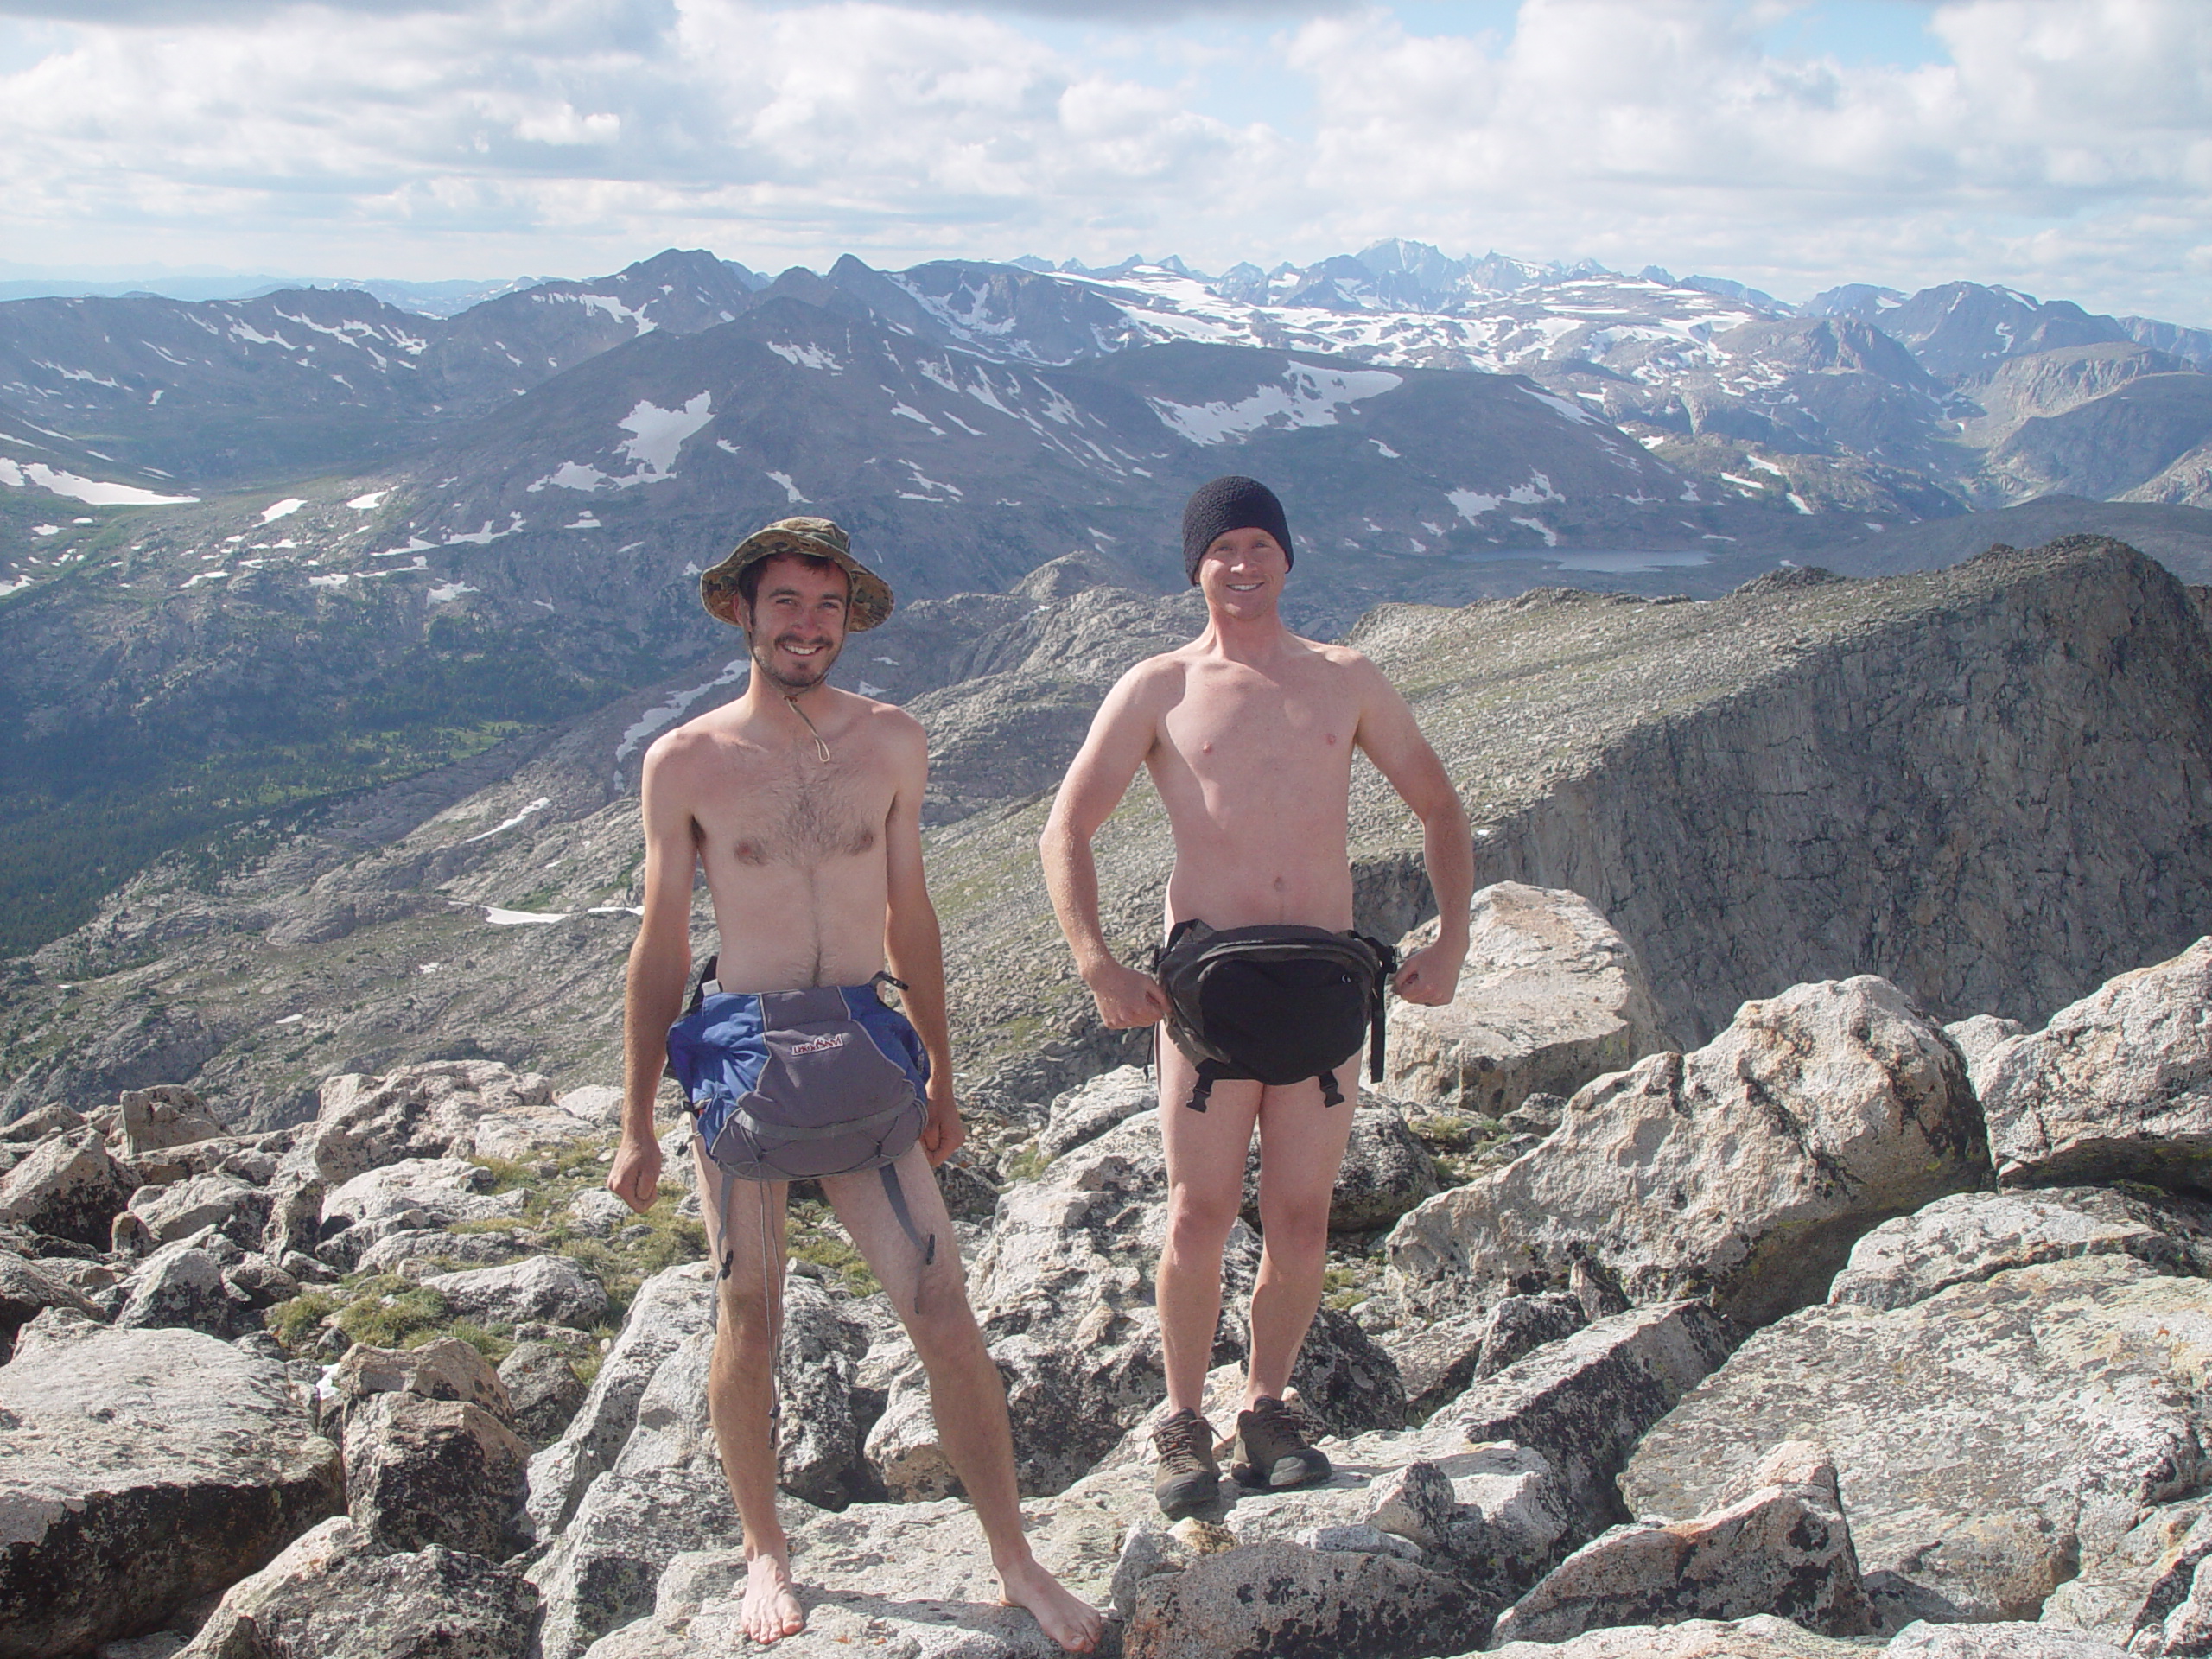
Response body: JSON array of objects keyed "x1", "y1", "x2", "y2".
[{"x1": 1352, "y1": 537, "x2": 2212, "y2": 1041}]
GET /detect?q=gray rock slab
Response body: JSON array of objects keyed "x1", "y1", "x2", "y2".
[
  {"x1": 1387, "y1": 881, "x2": 1675, "y2": 1116},
  {"x1": 174, "y1": 1516, "x2": 538, "y2": 1659},
  {"x1": 328, "y1": 1335, "x2": 514, "y2": 1431},
  {"x1": 0, "y1": 1249, "x2": 98, "y2": 1348},
  {"x1": 1389, "y1": 1306, "x2": 1493, "y2": 1422},
  {"x1": 530, "y1": 1326, "x2": 753, "y2": 1659},
  {"x1": 1455, "y1": 1300, "x2": 1738, "y2": 1539},
  {"x1": 303, "y1": 1061, "x2": 566, "y2": 1171},
  {"x1": 1123, "y1": 1536, "x2": 1484, "y2": 1659},
  {"x1": 0, "y1": 1325, "x2": 343, "y2": 1657},
  {"x1": 582, "y1": 1499, "x2": 1106, "y2": 1659},
  {"x1": 343, "y1": 1391, "x2": 531, "y2": 1559},
  {"x1": 1624, "y1": 1255, "x2": 2212, "y2": 1632},
  {"x1": 116, "y1": 1087, "x2": 226, "y2": 1160},
  {"x1": 775, "y1": 1272, "x2": 881, "y2": 1508},
  {"x1": 129, "y1": 1174, "x2": 264, "y2": 1247},
  {"x1": 112, "y1": 1242, "x2": 250, "y2": 1337},
  {"x1": 1034, "y1": 1065, "x2": 1154, "y2": 1162},
  {"x1": 353, "y1": 1227, "x2": 524, "y2": 1279},
  {"x1": 1944, "y1": 1014, "x2": 2028, "y2": 1086},
  {"x1": 422, "y1": 1254, "x2": 607, "y2": 1329},
  {"x1": 1476, "y1": 1615, "x2": 1879, "y2": 1657},
  {"x1": 0, "y1": 1129, "x2": 130, "y2": 1246},
  {"x1": 1490, "y1": 1474, "x2": 1872, "y2": 1646},
  {"x1": 2037, "y1": 1498, "x2": 2212, "y2": 1651},
  {"x1": 1828, "y1": 1186, "x2": 2212, "y2": 1312},
  {"x1": 1885, "y1": 1622, "x2": 2132, "y2": 1656},
  {"x1": 1388, "y1": 976, "x2": 1987, "y2": 1328},
  {"x1": 499, "y1": 1341, "x2": 588, "y2": 1451},
  {"x1": 1478, "y1": 1292, "x2": 1591, "y2": 1378},
  {"x1": 321, "y1": 1158, "x2": 524, "y2": 1230},
  {"x1": 524, "y1": 1261, "x2": 713, "y2": 1539},
  {"x1": 0, "y1": 1103, "x2": 82, "y2": 1143},
  {"x1": 1979, "y1": 937, "x2": 2212, "y2": 1188}
]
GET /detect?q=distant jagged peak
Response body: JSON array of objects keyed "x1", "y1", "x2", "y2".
[
  {"x1": 1649, "y1": 270, "x2": 1793, "y2": 315},
  {"x1": 1802, "y1": 283, "x2": 1906, "y2": 321},
  {"x1": 1051, "y1": 253, "x2": 1210, "y2": 282}
]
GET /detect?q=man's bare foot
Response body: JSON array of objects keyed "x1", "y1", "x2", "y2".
[
  {"x1": 741, "y1": 1552, "x2": 805, "y2": 1646},
  {"x1": 997, "y1": 1552, "x2": 1105, "y2": 1654}
]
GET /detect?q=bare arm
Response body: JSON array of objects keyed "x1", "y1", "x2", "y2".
[
  {"x1": 881, "y1": 715, "x2": 963, "y2": 1165},
  {"x1": 1351, "y1": 660, "x2": 1474, "y2": 1006},
  {"x1": 1039, "y1": 664, "x2": 1173, "y2": 1029},
  {"x1": 608, "y1": 734, "x2": 700, "y2": 1212}
]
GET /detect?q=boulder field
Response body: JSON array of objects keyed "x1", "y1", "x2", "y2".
[{"x1": 3, "y1": 895, "x2": 2210, "y2": 1658}]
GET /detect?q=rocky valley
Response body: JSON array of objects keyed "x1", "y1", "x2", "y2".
[{"x1": 1, "y1": 519, "x2": 2209, "y2": 1657}]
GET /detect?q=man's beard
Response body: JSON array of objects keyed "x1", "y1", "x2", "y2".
[{"x1": 747, "y1": 628, "x2": 842, "y2": 695}]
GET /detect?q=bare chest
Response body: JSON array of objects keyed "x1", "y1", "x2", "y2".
[
  {"x1": 1162, "y1": 669, "x2": 1357, "y2": 782},
  {"x1": 696, "y1": 750, "x2": 888, "y2": 870}
]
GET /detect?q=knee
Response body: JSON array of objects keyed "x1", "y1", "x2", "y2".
[
  {"x1": 1256, "y1": 1190, "x2": 1333, "y2": 1259},
  {"x1": 715, "y1": 1283, "x2": 778, "y2": 1351},
  {"x1": 1164, "y1": 1186, "x2": 1242, "y2": 1261},
  {"x1": 900, "y1": 1279, "x2": 983, "y2": 1360}
]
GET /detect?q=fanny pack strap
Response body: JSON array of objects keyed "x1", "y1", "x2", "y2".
[{"x1": 703, "y1": 1135, "x2": 783, "y2": 1439}]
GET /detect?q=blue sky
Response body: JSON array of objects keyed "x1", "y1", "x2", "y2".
[{"x1": 2, "y1": 1, "x2": 2207, "y2": 324}]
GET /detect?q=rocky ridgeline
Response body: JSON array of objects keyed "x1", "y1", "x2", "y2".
[{"x1": 4, "y1": 876, "x2": 2210, "y2": 1659}]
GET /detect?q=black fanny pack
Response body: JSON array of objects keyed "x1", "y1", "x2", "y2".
[{"x1": 1154, "y1": 920, "x2": 1398, "y2": 1113}]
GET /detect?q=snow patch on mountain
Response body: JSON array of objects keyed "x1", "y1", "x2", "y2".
[
  {"x1": 616, "y1": 658, "x2": 749, "y2": 761},
  {"x1": 619, "y1": 391, "x2": 713, "y2": 478},
  {"x1": 1147, "y1": 362, "x2": 1402, "y2": 446},
  {"x1": 526, "y1": 392, "x2": 713, "y2": 494},
  {"x1": 767, "y1": 340, "x2": 842, "y2": 373},
  {"x1": 0, "y1": 457, "x2": 197, "y2": 505},
  {"x1": 1448, "y1": 471, "x2": 1564, "y2": 521}
]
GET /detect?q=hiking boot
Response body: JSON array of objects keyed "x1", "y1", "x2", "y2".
[
  {"x1": 1229, "y1": 1395, "x2": 1331, "y2": 1490},
  {"x1": 1152, "y1": 1408, "x2": 1220, "y2": 1518}
]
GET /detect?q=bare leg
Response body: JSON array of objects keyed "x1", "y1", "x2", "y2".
[
  {"x1": 822, "y1": 1146, "x2": 1103, "y2": 1653},
  {"x1": 1156, "y1": 1046, "x2": 1263, "y2": 1414},
  {"x1": 1243, "y1": 1073, "x2": 1358, "y2": 1409},
  {"x1": 692, "y1": 1141, "x2": 805, "y2": 1646}
]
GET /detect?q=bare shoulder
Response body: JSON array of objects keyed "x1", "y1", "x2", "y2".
[
  {"x1": 1112, "y1": 645, "x2": 1194, "y2": 704},
  {"x1": 850, "y1": 691, "x2": 926, "y2": 756},
  {"x1": 642, "y1": 715, "x2": 728, "y2": 779},
  {"x1": 1304, "y1": 638, "x2": 1395, "y2": 693}
]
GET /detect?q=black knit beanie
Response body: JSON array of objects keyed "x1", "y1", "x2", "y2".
[{"x1": 1181, "y1": 475, "x2": 1293, "y2": 584}]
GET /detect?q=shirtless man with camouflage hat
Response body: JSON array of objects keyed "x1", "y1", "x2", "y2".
[{"x1": 610, "y1": 517, "x2": 1102, "y2": 1650}]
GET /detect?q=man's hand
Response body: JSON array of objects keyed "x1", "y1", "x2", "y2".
[
  {"x1": 920, "y1": 1080, "x2": 966, "y2": 1166},
  {"x1": 1393, "y1": 938, "x2": 1465, "y2": 1007},
  {"x1": 607, "y1": 1131, "x2": 664, "y2": 1215},
  {"x1": 1084, "y1": 958, "x2": 1171, "y2": 1029}
]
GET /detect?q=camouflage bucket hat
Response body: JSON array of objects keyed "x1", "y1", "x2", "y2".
[{"x1": 699, "y1": 516, "x2": 894, "y2": 632}]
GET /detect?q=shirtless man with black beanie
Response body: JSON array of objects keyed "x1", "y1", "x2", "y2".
[{"x1": 1040, "y1": 475, "x2": 1473, "y2": 1517}]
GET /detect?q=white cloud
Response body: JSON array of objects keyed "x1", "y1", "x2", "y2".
[{"x1": 0, "y1": 0, "x2": 2207, "y2": 322}]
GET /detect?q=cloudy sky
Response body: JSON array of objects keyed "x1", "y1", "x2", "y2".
[{"x1": 3, "y1": 0, "x2": 2208, "y2": 322}]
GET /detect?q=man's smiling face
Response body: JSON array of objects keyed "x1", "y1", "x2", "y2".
[
  {"x1": 1196, "y1": 525, "x2": 1287, "y2": 620},
  {"x1": 737, "y1": 551, "x2": 850, "y2": 694}
]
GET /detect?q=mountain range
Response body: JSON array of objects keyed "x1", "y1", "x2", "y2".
[{"x1": 3, "y1": 238, "x2": 2210, "y2": 958}]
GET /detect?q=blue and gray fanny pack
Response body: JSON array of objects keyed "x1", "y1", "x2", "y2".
[{"x1": 666, "y1": 957, "x2": 936, "y2": 1281}]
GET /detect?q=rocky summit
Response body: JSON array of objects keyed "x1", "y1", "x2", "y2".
[{"x1": 0, "y1": 531, "x2": 2209, "y2": 1658}]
